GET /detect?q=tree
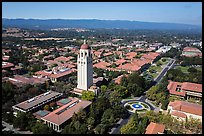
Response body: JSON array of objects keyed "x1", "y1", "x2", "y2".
[
  {"x1": 87, "y1": 117, "x2": 95, "y2": 130},
  {"x1": 13, "y1": 112, "x2": 29, "y2": 130},
  {"x1": 161, "y1": 99, "x2": 169, "y2": 110},
  {"x1": 100, "y1": 85, "x2": 107, "y2": 93},
  {"x1": 127, "y1": 83, "x2": 144, "y2": 97},
  {"x1": 162, "y1": 58, "x2": 166, "y2": 62},
  {"x1": 49, "y1": 102, "x2": 56, "y2": 107},
  {"x1": 112, "y1": 105, "x2": 129, "y2": 119},
  {"x1": 94, "y1": 124, "x2": 106, "y2": 134},
  {"x1": 81, "y1": 91, "x2": 95, "y2": 101},
  {"x1": 101, "y1": 108, "x2": 114, "y2": 126},
  {"x1": 109, "y1": 90, "x2": 122, "y2": 106},
  {"x1": 127, "y1": 72, "x2": 146, "y2": 89},
  {"x1": 136, "y1": 116, "x2": 148, "y2": 134},
  {"x1": 146, "y1": 86, "x2": 159, "y2": 101},
  {"x1": 44, "y1": 104, "x2": 50, "y2": 111},
  {"x1": 187, "y1": 67, "x2": 197, "y2": 73},
  {"x1": 120, "y1": 76, "x2": 128, "y2": 87},
  {"x1": 120, "y1": 112, "x2": 139, "y2": 134},
  {"x1": 2, "y1": 81, "x2": 15, "y2": 104},
  {"x1": 31, "y1": 122, "x2": 53, "y2": 134},
  {"x1": 114, "y1": 85, "x2": 129, "y2": 98},
  {"x1": 156, "y1": 61, "x2": 162, "y2": 66}
]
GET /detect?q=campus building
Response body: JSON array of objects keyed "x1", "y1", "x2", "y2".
[
  {"x1": 167, "y1": 80, "x2": 202, "y2": 99},
  {"x1": 12, "y1": 91, "x2": 63, "y2": 114},
  {"x1": 167, "y1": 100, "x2": 202, "y2": 122},
  {"x1": 145, "y1": 122, "x2": 165, "y2": 134},
  {"x1": 41, "y1": 97, "x2": 92, "y2": 132}
]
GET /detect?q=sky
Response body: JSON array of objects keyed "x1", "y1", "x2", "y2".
[{"x1": 2, "y1": 2, "x2": 202, "y2": 26}]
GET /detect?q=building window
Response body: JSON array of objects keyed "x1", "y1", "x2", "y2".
[
  {"x1": 81, "y1": 53, "x2": 83, "y2": 57},
  {"x1": 85, "y1": 52, "x2": 87, "y2": 56}
]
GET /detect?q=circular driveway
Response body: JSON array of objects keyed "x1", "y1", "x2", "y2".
[{"x1": 121, "y1": 96, "x2": 155, "y2": 112}]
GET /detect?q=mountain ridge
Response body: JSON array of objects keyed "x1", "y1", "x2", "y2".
[{"x1": 2, "y1": 18, "x2": 201, "y2": 30}]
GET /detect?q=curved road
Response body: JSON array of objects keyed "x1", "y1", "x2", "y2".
[
  {"x1": 109, "y1": 58, "x2": 176, "y2": 134},
  {"x1": 109, "y1": 96, "x2": 156, "y2": 134}
]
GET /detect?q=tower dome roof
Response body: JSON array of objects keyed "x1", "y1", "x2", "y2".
[{"x1": 80, "y1": 40, "x2": 90, "y2": 49}]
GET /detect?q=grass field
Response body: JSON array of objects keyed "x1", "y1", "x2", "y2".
[
  {"x1": 175, "y1": 66, "x2": 202, "y2": 73},
  {"x1": 143, "y1": 57, "x2": 171, "y2": 79}
]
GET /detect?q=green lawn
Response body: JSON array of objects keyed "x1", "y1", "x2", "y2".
[
  {"x1": 175, "y1": 66, "x2": 189, "y2": 73},
  {"x1": 196, "y1": 67, "x2": 202, "y2": 72},
  {"x1": 175, "y1": 66, "x2": 202, "y2": 73},
  {"x1": 143, "y1": 57, "x2": 171, "y2": 79}
]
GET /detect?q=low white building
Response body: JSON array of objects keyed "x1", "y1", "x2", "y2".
[
  {"x1": 170, "y1": 42, "x2": 181, "y2": 48},
  {"x1": 156, "y1": 46, "x2": 172, "y2": 53},
  {"x1": 167, "y1": 100, "x2": 202, "y2": 122}
]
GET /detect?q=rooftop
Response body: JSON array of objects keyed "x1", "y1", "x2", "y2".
[
  {"x1": 168, "y1": 100, "x2": 202, "y2": 116},
  {"x1": 145, "y1": 122, "x2": 165, "y2": 134},
  {"x1": 13, "y1": 91, "x2": 63, "y2": 111},
  {"x1": 8, "y1": 75, "x2": 49, "y2": 87},
  {"x1": 167, "y1": 80, "x2": 202, "y2": 97},
  {"x1": 41, "y1": 97, "x2": 92, "y2": 125},
  {"x1": 2, "y1": 61, "x2": 14, "y2": 69}
]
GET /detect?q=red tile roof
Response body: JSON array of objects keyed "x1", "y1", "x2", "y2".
[
  {"x1": 35, "y1": 70, "x2": 52, "y2": 76},
  {"x1": 131, "y1": 58, "x2": 151, "y2": 67},
  {"x1": 114, "y1": 74, "x2": 128, "y2": 84},
  {"x1": 2, "y1": 56, "x2": 10, "y2": 61},
  {"x1": 42, "y1": 97, "x2": 92, "y2": 125},
  {"x1": 54, "y1": 56, "x2": 71, "y2": 62},
  {"x1": 2, "y1": 62, "x2": 14, "y2": 69},
  {"x1": 182, "y1": 82, "x2": 202, "y2": 93},
  {"x1": 103, "y1": 52, "x2": 113, "y2": 57},
  {"x1": 136, "y1": 48, "x2": 145, "y2": 52},
  {"x1": 167, "y1": 80, "x2": 202, "y2": 97},
  {"x1": 145, "y1": 122, "x2": 165, "y2": 134},
  {"x1": 168, "y1": 100, "x2": 202, "y2": 116},
  {"x1": 50, "y1": 69, "x2": 76, "y2": 78},
  {"x1": 8, "y1": 75, "x2": 49, "y2": 86},
  {"x1": 126, "y1": 52, "x2": 137, "y2": 59},
  {"x1": 115, "y1": 59, "x2": 127, "y2": 65},
  {"x1": 93, "y1": 61, "x2": 111, "y2": 69},
  {"x1": 167, "y1": 80, "x2": 186, "y2": 97},
  {"x1": 117, "y1": 63, "x2": 141, "y2": 72},
  {"x1": 171, "y1": 111, "x2": 187, "y2": 118},
  {"x1": 141, "y1": 52, "x2": 160, "y2": 60}
]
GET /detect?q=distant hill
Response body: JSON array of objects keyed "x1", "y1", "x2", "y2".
[{"x1": 2, "y1": 18, "x2": 201, "y2": 31}]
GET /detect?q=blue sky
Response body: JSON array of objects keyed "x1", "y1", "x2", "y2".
[{"x1": 2, "y1": 2, "x2": 202, "y2": 26}]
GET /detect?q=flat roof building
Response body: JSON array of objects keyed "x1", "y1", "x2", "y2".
[{"x1": 12, "y1": 91, "x2": 63, "y2": 113}]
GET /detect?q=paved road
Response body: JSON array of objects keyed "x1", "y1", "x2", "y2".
[
  {"x1": 154, "y1": 58, "x2": 175, "y2": 84},
  {"x1": 109, "y1": 58, "x2": 176, "y2": 134},
  {"x1": 109, "y1": 114, "x2": 131, "y2": 134},
  {"x1": 109, "y1": 96, "x2": 156, "y2": 134}
]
